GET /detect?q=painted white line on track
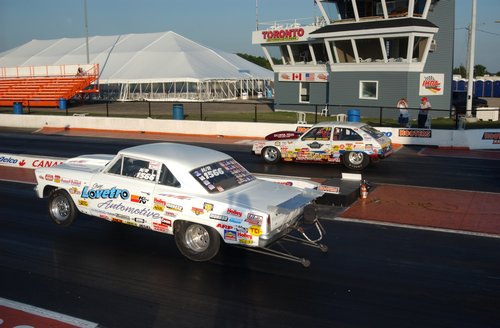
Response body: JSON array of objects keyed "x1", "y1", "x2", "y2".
[
  {"x1": 0, "y1": 297, "x2": 99, "y2": 327},
  {"x1": 334, "y1": 217, "x2": 500, "y2": 239}
]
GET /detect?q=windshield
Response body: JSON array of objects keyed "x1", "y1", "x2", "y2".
[
  {"x1": 190, "y1": 159, "x2": 255, "y2": 193},
  {"x1": 360, "y1": 124, "x2": 385, "y2": 139}
]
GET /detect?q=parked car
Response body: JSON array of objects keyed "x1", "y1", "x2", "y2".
[
  {"x1": 252, "y1": 122, "x2": 392, "y2": 171},
  {"x1": 451, "y1": 91, "x2": 488, "y2": 117},
  {"x1": 35, "y1": 143, "x2": 326, "y2": 266}
]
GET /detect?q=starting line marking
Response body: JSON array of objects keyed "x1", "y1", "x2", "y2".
[{"x1": 0, "y1": 297, "x2": 98, "y2": 328}]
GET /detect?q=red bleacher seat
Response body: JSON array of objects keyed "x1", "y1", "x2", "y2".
[{"x1": 0, "y1": 68, "x2": 99, "y2": 107}]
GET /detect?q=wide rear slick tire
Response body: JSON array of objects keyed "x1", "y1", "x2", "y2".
[
  {"x1": 48, "y1": 189, "x2": 78, "y2": 227},
  {"x1": 342, "y1": 151, "x2": 369, "y2": 171},
  {"x1": 175, "y1": 222, "x2": 220, "y2": 262}
]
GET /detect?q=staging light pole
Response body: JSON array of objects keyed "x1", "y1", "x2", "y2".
[
  {"x1": 84, "y1": 0, "x2": 90, "y2": 64},
  {"x1": 465, "y1": 0, "x2": 476, "y2": 117}
]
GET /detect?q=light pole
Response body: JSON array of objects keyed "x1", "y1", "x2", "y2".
[
  {"x1": 84, "y1": 0, "x2": 90, "y2": 64},
  {"x1": 465, "y1": 0, "x2": 476, "y2": 118}
]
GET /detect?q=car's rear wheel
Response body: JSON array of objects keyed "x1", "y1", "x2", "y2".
[
  {"x1": 175, "y1": 222, "x2": 220, "y2": 261},
  {"x1": 48, "y1": 189, "x2": 78, "y2": 227},
  {"x1": 342, "y1": 151, "x2": 369, "y2": 170},
  {"x1": 262, "y1": 146, "x2": 281, "y2": 164}
]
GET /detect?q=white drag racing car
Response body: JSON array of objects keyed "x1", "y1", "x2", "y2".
[
  {"x1": 252, "y1": 122, "x2": 393, "y2": 170},
  {"x1": 35, "y1": 143, "x2": 326, "y2": 266}
]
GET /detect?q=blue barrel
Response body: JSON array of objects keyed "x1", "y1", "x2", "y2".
[
  {"x1": 13, "y1": 102, "x2": 23, "y2": 114},
  {"x1": 347, "y1": 109, "x2": 360, "y2": 122},
  {"x1": 172, "y1": 104, "x2": 184, "y2": 120},
  {"x1": 59, "y1": 98, "x2": 67, "y2": 110}
]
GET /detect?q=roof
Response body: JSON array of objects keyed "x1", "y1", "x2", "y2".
[
  {"x1": 0, "y1": 31, "x2": 273, "y2": 84},
  {"x1": 311, "y1": 17, "x2": 438, "y2": 36},
  {"x1": 119, "y1": 142, "x2": 231, "y2": 170}
]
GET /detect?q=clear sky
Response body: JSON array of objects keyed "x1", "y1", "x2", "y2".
[{"x1": 0, "y1": 0, "x2": 499, "y2": 73}]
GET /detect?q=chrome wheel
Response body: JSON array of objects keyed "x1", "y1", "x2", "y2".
[
  {"x1": 263, "y1": 147, "x2": 280, "y2": 164},
  {"x1": 184, "y1": 224, "x2": 210, "y2": 253},
  {"x1": 50, "y1": 194, "x2": 71, "y2": 222},
  {"x1": 348, "y1": 152, "x2": 365, "y2": 166}
]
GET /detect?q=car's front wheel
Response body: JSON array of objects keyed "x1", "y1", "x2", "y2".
[
  {"x1": 262, "y1": 146, "x2": 281, "y2": 164},
  {"x1": 48, "y1": 189, "x2": 78, "y2": 227},
  {"x1": 342, "y1": 151, "x2": 369, "y2": 170},
  {"x1": 175, "y1": 222, "x2": 220, "y2": 261}
]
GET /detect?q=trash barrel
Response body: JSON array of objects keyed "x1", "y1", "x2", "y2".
[
  {"x1": 347, "y1": 109, "x2": 360, "y2": 122},
  {"x1": 13, "y1": 102, "x2": 23, "y2": 114},
  {"x1": 172, "y1": 104, "x2": 184, "y2": 120},
  {"x1": 59, "y1": 98, "x2": 67, "y2": 110}
]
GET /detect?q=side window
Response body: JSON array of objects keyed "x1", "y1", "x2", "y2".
[
  {"x1": 159, "y1": 164, "x2": 180, "y2": 187},
  {"x1": 302, "y1": 127, "x2": 331, "y2": 141},
  {"x1": 339, "y1": 128, "x2": 363, "y2": 141},
  {"x1": 122, "y1": 157, "x2": 159, "y2": 182}
]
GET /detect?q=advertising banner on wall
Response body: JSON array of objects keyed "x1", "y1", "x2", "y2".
[{"x1": 419, "y1": 73, "x2": 444, "y2": 95}]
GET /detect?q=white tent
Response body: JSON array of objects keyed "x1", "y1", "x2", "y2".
[{"x1": 0, "y1": 31, "x2": 273, "y2": 101}]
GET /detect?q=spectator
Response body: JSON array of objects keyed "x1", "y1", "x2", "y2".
[
  {"x1": 396, "y1": 97, "x2": 409, "y2": 127},
  {"x1": 418, "y1": 97, "x2": 431, "y2": 128},
  {"x1": 76, "y1": 67, "x2": 84, "y2": 76}
]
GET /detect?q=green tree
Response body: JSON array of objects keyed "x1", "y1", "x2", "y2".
[
  {"x1": 474, "y1": 64, "x2": 489, "y2": 77},
  {"x1": 236, "y1": 53, "x2": 272, "y2": 70},
  {"x1": 453, "y1": 65, "x2": 467, "y2": 77}
]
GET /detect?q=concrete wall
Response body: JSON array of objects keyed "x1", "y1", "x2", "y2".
[{"x1": 1, "y1": 113, "x2": 499, "y2": 150}]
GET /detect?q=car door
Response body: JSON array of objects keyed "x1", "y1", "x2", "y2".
[
  {"x1": 292, "y1": 126, "x2": 333, "y2": 162},
  {"x1": 83, "y1": 155, "x2": 160, "y2": 228}
]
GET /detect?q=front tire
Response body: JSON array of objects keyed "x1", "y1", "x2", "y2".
[
  {"x1": 342, "y1": 151, "x2": 369, "y2": 170},
  {"x1": 175, "y1": 222, "x2": 220, "y2": 262},
  {"x1": 48, "y1": 189, "x2": 78, "y2": 227},
  {"x1": 262, "y1": 146, "x2": 281, "y2": 164}
]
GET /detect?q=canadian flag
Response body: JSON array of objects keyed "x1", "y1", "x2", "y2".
[{"x1": 292, "y1": 73, "x2": 302, "y2": 81}]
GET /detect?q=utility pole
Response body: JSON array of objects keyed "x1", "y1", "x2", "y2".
[
  {"x1": 256, "y1": 0, "x2": 259, "y2": 31},
  {"x1": 466, "y1": 0, "x2": 476, "y2": 117}
]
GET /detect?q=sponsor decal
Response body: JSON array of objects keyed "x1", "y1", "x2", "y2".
[
  {"x1": 238, "y1": 239, "x2": 253, "y2": 245},
  {"x1": 227, "y1": 208, "x2": 242, "y2": 217},
  {"x1": 153, "y1": 198, "x2": 166, "y2": 211},
  {"x1": 216, "y1": 223, "x2": 233, "y2": 230},
  {"x1": 45, "y1": 174, "x2": 53, "y2": 181},
  {"x1": 131, "y1": 194, "x2": 148, "y2": 204},
  {"x1": 81, "y1": 186, "x2": 129, "y2": 199},
  {"x1": 210, "y1": 213, "x2": 228, "y2": 221},
  {"x1": 61, "y1": 177, "x2": 71, "y2": 184},
  {"x1": 163, "y1": 211, "x2": 177, "y2": 218},
  {"x1": 161, "y1": 218, "x2": 172, "y2": 226},
  {"x1": 153, "y1": 222, "x2": 169, "y2": 233},
  {"x1": 237, "y1": 231, "x2": 252, "y2": 239},
  {"x1": 482, "y1": 132, "x2": 500, "y2": 144},
  {"x1": 245, "y1": 213, "x2": 263, "y2": 226},
  {"x1": 71, "y1": 179, "x2": 82, "y2": 186},
  {"x1": 419, "y1": 73, "x2": 444, "y2": 95},
  {"x1": 97, "y1": 200, "x2": 161, "y2": 220},
  {"x1": 224, "y1": 230, "x2": 237, "y2": 242},
  {"x1": 32, "y1": 159, "x2": 62, "y2": 168},
  {"x1": 133, "y1": 217, "x2": 146, "y2": 224},
  {"x1": 68, "y1": 187, "x2": 80, "y2": 195},
  {"x1": 249, "y1": 226, "x2": 262, "y2": 237},
  {"x1": 78, "y1": 199, "x2": 88, "y2": 206},
  {"x1": 0, "y1": 156, "x2": 18, "y2": 164},
  {"x1": 203, "y1": 202, "x2": 214, "y2": 212},
  {"x1": 398, "y1": 129, "x2": 432, "y2": 138},
  {"x1": 191, "y1": 207, "x2": 204, "y2": 215},
  {"x1": 166, "y1": 203, "x2": 183, "y2": 212},
  {"x1": 307, "y1": 142, "x2": 323, "y2": 149},
  {"x1": 228, "y1": 217, "x2": 243, "y2": 224},
  {"x1": 158, "y1": 193, "x2": 191, "y2": 200}
]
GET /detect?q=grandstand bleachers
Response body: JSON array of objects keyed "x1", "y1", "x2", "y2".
[{"x1": 0, "y1": 64, "x2": 99, "y2": 107}]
